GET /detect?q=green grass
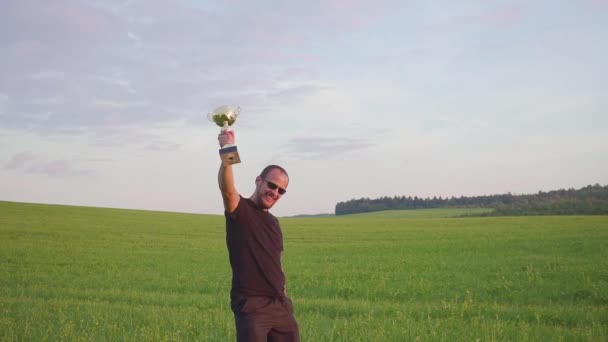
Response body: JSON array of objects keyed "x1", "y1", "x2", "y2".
[{"x1": 1, "y1": 201, "x2": 607, "y2": 341}]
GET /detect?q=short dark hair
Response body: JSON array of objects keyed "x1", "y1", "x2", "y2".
[{"x1": 260, "y1": 164, "x2": 289, "y2": 181}]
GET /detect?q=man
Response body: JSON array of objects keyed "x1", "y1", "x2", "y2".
[{"x1": 217, "y1": 129, "x2": 300, "y2": 342}]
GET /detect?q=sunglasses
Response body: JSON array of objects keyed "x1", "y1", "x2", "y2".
[{"x1": 265, "y1": 180, "x2": 287, "y2": 195}]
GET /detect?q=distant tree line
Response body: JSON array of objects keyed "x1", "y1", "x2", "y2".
[{"x1": 335, "y1": 184, "x2": 608, "y2": 216}]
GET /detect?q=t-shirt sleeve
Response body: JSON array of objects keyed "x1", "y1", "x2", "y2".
[{"x1": 225, "y1": 195, "x2": 245, "y2": 221}]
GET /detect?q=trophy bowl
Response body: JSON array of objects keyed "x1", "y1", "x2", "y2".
[{"x1": 208, "y1": 105, "x2": 240, "y2": 130}]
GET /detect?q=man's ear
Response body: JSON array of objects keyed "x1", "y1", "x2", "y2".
[{"x1": 255, "y1": 176, "x2": 261, "y2": 187}]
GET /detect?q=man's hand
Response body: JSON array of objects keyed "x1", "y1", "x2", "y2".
[{"x1": 218, "y1": 130, "x2": 235, "y2": 147}]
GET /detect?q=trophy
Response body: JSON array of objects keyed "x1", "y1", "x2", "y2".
[{"x1": 208, "y1": 105, "x2": 241, "y2": 165}]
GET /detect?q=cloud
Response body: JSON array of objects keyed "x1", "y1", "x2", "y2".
[
  {"x1": 3, "y1": 151, "x2": 95, "y2": 178},
  {"x1": 268, "y1": 0, "x2": 399, "y2": 32},
  {"x1": 421, "y1": 116, "x2": 490, "y2": 132},
  {"x1": 280, "y1": 136, "x2": 372, "y2": 160},
  {"x1": 86, "y1": 127, "x2": 181, "y2": 150},
  {"x1": 4, "y1": 151, "x2": 37, "y2": 170},
  {"x1": 268, "y1": 84, "x2": 330, "y2": 103},
  {"x1": 0, "y1": 93, "x2": 9, "y2": 114},
  {"x1": 143, "y1": 141, "x2": 180, "y2": 152},
  {"x1": 0, "y1": 0, "x2": 125, "y2": 65},
  {"x1": 126, "y1": 31, "x2": 141, "y2": 47},
  {"x1": 481, "y1": 5, "x2": 524, "y2": 26},
  {"x1": 422, "y1": 4, "x2": 525, "y2": 31},
  {"x1": 0, "y1": 0, "x2": 527, "y2": 148},
  {"x1": 0, "y1": 0, "x2": 329, "y2": 141},
  {"x1": 579, "y1": 0, "x2": 608, "y2": 8},
  {"x1": 28, "y1": 160, "x2": 95, "y2": 178}
]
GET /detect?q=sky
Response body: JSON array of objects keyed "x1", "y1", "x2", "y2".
[{"x1": 1, "y1": 0, "x2": 607, "y2": 217}]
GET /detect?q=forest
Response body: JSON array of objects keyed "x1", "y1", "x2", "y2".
[{"x1": 334, "y1": 184, "x2": 608, "y2": 216}]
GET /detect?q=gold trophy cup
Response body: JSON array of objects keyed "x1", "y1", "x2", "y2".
[{"x1": 208, "y1": 105, "x2": 241, "y2": 165}]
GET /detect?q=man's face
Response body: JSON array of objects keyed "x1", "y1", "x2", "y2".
[{"x1": 255, "y1": 169, "x2": 289, "y2": 210}]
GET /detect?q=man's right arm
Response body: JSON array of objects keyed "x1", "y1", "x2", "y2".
[
  {"x1": 217, "y1": 130, "x2": 240, "y2": 213},
  {"x1": 218, "y1": 163, "x2": 239, "y2": 213}
]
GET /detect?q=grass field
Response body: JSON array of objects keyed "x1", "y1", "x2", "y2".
[{"x1": 1, "y1": 201, "x2": 607, "y2": 341}]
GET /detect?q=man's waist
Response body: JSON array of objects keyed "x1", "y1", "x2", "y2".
[{"x1": 231, "y1": 287, "x2": 285, "y2": 300}]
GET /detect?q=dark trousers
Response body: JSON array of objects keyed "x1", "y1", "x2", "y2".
[{"x1": 231, "y1": 295, "x2": 300, "y2": 342}]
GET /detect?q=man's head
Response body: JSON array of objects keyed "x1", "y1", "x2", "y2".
[{"x1": 251, "y1": 165, "x2": 289, "y2": 210}]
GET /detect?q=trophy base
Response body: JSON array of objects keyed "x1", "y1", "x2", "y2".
[{"x1": 220, "y1": 145, "x2": 241, "y2": 165}]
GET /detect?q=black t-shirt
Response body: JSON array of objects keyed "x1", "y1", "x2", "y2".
[{"x1": 225, "y1": 196, "x2": 286, "y2": 298}]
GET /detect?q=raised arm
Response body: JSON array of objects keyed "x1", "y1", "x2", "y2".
[{"x1": 218, "y1": 130, "x2": 240, "y2": 213}]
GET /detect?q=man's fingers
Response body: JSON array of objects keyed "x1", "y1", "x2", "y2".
[{"x1": 218, "y1": 130, "x2": 235, "y2": 147}]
